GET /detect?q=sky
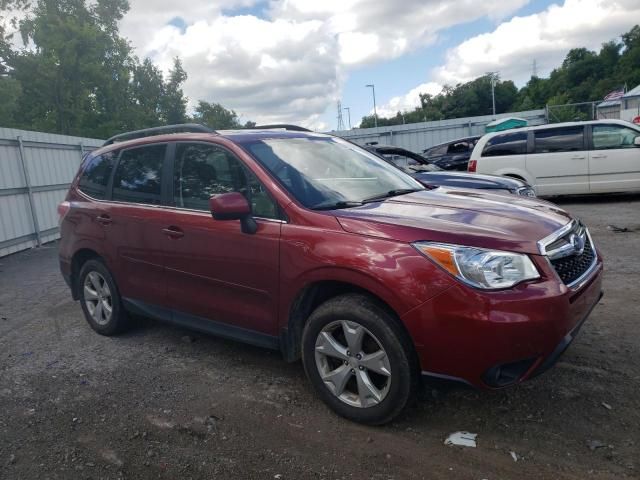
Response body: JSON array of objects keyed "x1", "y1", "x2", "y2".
[{"x1": 117, "y1": 0, "x2": 640, "y2": 130}]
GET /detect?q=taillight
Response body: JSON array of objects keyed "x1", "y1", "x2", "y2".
[
  {"x1": 58, "y1": 201, "x2": 70, "y2": 225},
  {"x1": 468, "y1": 159, "x2": 477, "y2": 172}
]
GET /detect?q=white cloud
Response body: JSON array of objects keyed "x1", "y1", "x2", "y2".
[
  {"x1": 377, "y1": 82, "x2": 443, "y2": 118},
  {"x1": 120, "y1": 0, "x2": 531, "y2": 125},
  {"x1": 379, "y1": 0, "x2": 640, "y2": 117},
  {"x1": 433, "y1": 0, "x2": 640, "y2": 86}
]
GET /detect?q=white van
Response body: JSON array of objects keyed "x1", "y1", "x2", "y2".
[{"x1": 469, "y1": 120, "x2": 640, "y2": 196}]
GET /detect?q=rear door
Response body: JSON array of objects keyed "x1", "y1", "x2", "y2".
[
  {"x1": 526, "y1": 126, "x2": 589, "y2": 195},
  {"x1": 589, "y1": 123, "x2": 640, "y2": 193},
  {"x1": 106, "y1": 143, "x2": 171, "y2": 307}
]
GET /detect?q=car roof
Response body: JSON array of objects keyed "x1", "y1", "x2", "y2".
[
  {"x1": 91, "y1": 129, "x2": 332, "y2": 157},
  {"x1": 425, "y1": 135, "x2": 481, "y2": 150},
  {"x1": 478, "y1": 119, "x2": 639, "y2": 144}
]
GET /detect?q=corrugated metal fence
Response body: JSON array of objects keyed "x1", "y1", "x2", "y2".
[
  {"x1": 0, "y1": 128, "x2": 103, "y2": 257},
  {"x1": 333, "y1": 109, "x2": 547, "y2": 152}
]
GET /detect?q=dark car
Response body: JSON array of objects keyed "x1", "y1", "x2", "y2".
[
  {"x1": 366, "y1": 144, "x2": 536, "y2": 197},
  {"x1": 59, "y1": 124, "x2": 602, "y2": 425},
  {"x1": 422, "y1": 136, "x2": 481, "y2": 171}
]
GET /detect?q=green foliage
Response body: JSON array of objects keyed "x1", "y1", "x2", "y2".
[
  {"x1": 360, "y1": 25, "x2": 640, "y2": 128},
  {"x1": 0, "y1": 0, "x2": 251, "y2": 137},
  {"x1": 193, "y1": 100, "x2": 243, "y2": 129}
]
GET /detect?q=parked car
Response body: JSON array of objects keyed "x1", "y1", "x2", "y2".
[
  {"x1": 422, "y1": 136, "x2": 480, "y2": 171},
  {"x1": 469, "y1": 119, "x2": 640, "y2": 196},
  {"x1": 365, "y1": 144, "x2": 536, "y2": 197},
  {"x1": 59, "y1": 124, "x2": 603, "y2": 425}
]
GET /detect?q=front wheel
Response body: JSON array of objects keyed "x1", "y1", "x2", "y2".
[{"x1": 302, "y1": 294, "x2": 418, "y2": 425}]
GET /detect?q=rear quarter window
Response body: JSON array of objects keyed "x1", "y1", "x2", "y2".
[
  {"x1": 78, "y1": 152, "x2": 117, "y2": 199},
  {"x1": 481, "y1": 132, "x2": 527, "y2": 157}
]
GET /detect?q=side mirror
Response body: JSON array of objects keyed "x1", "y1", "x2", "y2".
[
  {"x1": 634, "y1": 137, "x2": 640, "y2": 147},
  {"x1": 209, "y1": 192, "x2": 257, "y2": 234}
]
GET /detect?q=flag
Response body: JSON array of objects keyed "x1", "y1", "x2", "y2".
[{"x1": 603, "y1": 88, "x2": 625, "y2": 101}]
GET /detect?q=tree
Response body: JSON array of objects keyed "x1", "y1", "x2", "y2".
[
  {"x1": 131, "y1": 58, "x2": 165, "y2": 127},
  {"x1": 192, "y1": 100, "x2": 242, "y2": 129},
  {"x1": 161, "y1": 57, "x2": 188, "y2": 124},
  {"x1": 0, "y1": 76, "x2": 21, "y2": 124}
]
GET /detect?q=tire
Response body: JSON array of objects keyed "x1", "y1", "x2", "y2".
[
  {"x1": 78, "y1": 259, "x2": 128, "y2": 336},
  {"x1": 302, "y1": 294, "x2": 418, "y2": 425}
]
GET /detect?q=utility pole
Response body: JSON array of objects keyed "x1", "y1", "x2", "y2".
[
  {"x1": 336, "y1": 101, "x2": 345, "y2": 131},
  {"x1": 343, "y1": 106, "x2": 352, "y2": 129},
  {"x1": 486, "y1": 72, "x2": 499, "y2": 118},
  {"x1": 366, "y1": 84, "x2": 378, "y2": 128}
]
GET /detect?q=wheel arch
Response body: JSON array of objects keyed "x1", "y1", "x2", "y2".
[
  {"x1": 70, "y1": 248, "x2": 102, "y2": 300},
  {"x1": 280, "y1": 276, "x2": 416, "y2": 365}
]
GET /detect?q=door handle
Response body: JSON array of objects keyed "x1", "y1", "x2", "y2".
[
  {"x1": 591, "y1": 154, "x2": 607, "y2": 159},
  {"x1": 96, "y1": 214, "x2": 112, "y2": 225},
  {"x1": 162, "y1": 227, "x2": 184, "y2": 239},
  {"x1": 571, "y1": 156, "x2": 586, "y2": 160}
]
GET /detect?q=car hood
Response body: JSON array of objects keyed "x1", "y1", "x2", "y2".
[
  {"x1": 334, "y1": 188, "x2": 572, "y2": 255},
  {"x1": 412, "y1": 171, "x2": 526, "y2": 190}
]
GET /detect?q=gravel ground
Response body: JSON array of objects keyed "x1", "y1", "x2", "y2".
[{"x1": 0, "y1": 194, "x2": 639, "y2": 480}]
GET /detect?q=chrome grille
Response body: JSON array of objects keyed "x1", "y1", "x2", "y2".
[
  {"x1": 538, "y1": 220, "x2": 598, "y2": 287},
  {"x1": 550, "y1": 237, "x2": 596, "y2": 285}
]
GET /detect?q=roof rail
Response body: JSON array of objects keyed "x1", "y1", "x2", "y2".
[
  {"x1": 103, "y1": 123, "x2": 215, "y2": 146},
  {"x1": 251, "y1": 124, "x2": 312, "y2": 132}
]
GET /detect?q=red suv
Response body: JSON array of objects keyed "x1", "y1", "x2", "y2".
[{"x1": 59, "y1": 124, "x2": 603, "y2": 425}]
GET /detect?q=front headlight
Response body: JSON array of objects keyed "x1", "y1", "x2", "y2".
[
  {"x1": 516, "y1": 186, "x2": 537, "y2": 197},
  {"x1": 413, "y1": 242, "x2": 540, "y2": 290}
]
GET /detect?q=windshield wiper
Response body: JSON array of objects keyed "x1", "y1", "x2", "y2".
[
  {"x1": 311, "y1": 200, "x2": 364, "y2": 211},
  {"x1": 362, "y1": 188, "x2": 423, "y2": 203}
]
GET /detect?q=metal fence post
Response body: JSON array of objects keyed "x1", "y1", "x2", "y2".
[
  {"x1": 79, "y1": 142, "x2": 85, "y2": 160},
  {"x1": 16, "y1": 136, "x2": 42, "y2": 247}
]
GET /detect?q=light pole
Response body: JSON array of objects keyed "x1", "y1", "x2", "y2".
[
  {"x1": 343, "y1": 106, "x2": 352, "y2": 130},
  {"x1": 366, "y1": 84, "x2": 378, "y2": 128},
  {"x1": 486, "y1": 72, "x2": 499, "y2": 117}
]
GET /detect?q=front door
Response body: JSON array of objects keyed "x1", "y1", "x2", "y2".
[
  {"x1": 162, "y1": 142, "x2": 282, "y2": 336},
  {"x1": 589, "y1": 123, "x2": 640, "y2": 193}
]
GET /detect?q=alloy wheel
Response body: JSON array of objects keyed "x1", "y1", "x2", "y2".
[
  {"x1": 314, "y1": 320, "x2": 392, "y2": 408},
  {"x1": 83, "y1": 271, "x2": 113, "y2": 326}
]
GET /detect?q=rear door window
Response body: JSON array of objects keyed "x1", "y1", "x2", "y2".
[
  {"x1": 112, "y1": 144, "x2": 166, "y2": 205},
  {"x1": 534, "y1": 127, "x2": 584, "y2": 153},
  {"x1": 425, "y1": 145, "x2": 447, "y2": 156},
  {"x1": 481, "y1": 132, "x2": 527, "y2": 157},
  {"x1": 78, "y1": 152, "x2": 117, "y2": 199}
]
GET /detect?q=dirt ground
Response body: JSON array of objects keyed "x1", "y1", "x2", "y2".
[{"x1": 1, "y1": 194, "x2": 639, "y2": 480}]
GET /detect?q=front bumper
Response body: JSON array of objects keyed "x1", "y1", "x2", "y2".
[{"x1": 404, "y1": 255, "x2": 603, "y2": 389}]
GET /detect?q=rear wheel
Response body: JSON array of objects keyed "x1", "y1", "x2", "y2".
[
  {"x1": 302, "y1": 294, "x2": 418, "y2": 425},
  {"x1": 78, "y1": 259, "x2": 128, "y2": 335}
]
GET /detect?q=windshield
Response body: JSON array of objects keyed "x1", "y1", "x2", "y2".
[{"x1": 244, "y1": 136, "x2": 424, "y2": 209}]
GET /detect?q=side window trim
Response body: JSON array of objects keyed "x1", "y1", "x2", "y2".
[
  {"x1": 162, "y1": 142, "x2": 176, "y2": 207},
  {"x1": 171, "y1": 140, "x2": 284, "y2": 221},
  {"x1": 105, "y1": 149, "x2": 122, "y2": 201}
]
